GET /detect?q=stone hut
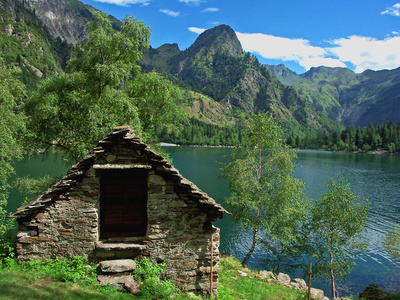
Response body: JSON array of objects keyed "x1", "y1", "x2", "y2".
[{"x1": 11, "y1": 126, "x2": 229, "y2": 295}]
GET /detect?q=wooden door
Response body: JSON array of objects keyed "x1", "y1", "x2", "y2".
[{"x1": 100, "y1": 169, "x2": 148, "y2": 239}]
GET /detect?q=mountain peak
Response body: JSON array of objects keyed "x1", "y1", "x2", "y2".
[{"x1": 186, "y1": 24, "x2": 243, "y2": 57}]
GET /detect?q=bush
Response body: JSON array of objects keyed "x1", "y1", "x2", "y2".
[
  {"x1": 135, "y1": 258, "x2": 180, "y2": 299},
  {"x1": 0, "y1": 256, "x2": 97, "y2": 285}
]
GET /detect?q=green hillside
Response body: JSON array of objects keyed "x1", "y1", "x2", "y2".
[{"x1": 268, "y1": 64, "x2": 400, "y2": 127}]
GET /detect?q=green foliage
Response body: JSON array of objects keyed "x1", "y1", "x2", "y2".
[
  {"x1": 298, "y1": 120, "x2": 400, "y2": 153},
  {"x1": 218, "y1": 255, "x2": 308, "y2": 300},
  {"x1": 0, "y1": 256, "x2": 96, "y2": 285},
  {"x1": 221, "y1": 112, "x2": 307, "y2": 267},
  {"x1": 160, "y1": 117, "x2": 243, "y2": 146},
  {"x1": 25, "y1": 11, "x2": 185, "y2": 163},
  {"x1": 0, "y1": 58, "x2": 27, "y2": 259},
  {"x1": 358, "y1": 283, "x2": 400, "y2": 300},
  {"x1": 309, "y1": 174, "x2": 369, "y2": 298},
  {"x1": 384, "y1": 225, "x2": 400, "y2": 260},
  {"x1": 128, "y1": 71, "x2": 186, "y2": 144},
  {"x1": 14, "y1": 175, "x2": 59, "y2": 205},
  {"x1": 135, "y1": 258, "x2": 180, "y2": 299}
]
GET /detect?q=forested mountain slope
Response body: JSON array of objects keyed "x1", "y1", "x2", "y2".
[
  {"x1": 267, "y1": 64, "x2": 400, "y2": 127},
  {"x1": 142, "y1": 25, "x2": 341, "y2": 137},
  {"x1": 0, "y1": 0, "x2": 65, "y2": 88}
]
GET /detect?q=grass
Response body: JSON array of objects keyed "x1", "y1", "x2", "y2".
[
  {"x1": 218, "y1": 255, "x2": 308, "y2": 300},
  {"x1": 1, "y1": 255, "x2": 376, "y2": 300}
]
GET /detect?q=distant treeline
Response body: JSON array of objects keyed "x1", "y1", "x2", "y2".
[
  {"x1": 290, "y1": 120, "x2": 400, "y2": 153},
  {"x1": 158, "y1": 118, "x2": 243, "y2": 146}
]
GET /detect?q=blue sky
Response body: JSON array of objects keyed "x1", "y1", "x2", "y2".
[{"x1": 79, "y1": 0, "x2": 400, "y2": 74}]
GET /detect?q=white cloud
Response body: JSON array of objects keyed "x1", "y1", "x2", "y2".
[
  {"x1": 235, "y1": 32, "x2": 344, "y2": 70},
  {"x1": 381, "y1": 3, "x2": 400, "y2": 16},
  {"x1": 179, "y1": 0, "x2": 204, "y2": 6},
  {"x1": 188, "y1": 27, "x2": 206, "y2": 34},
  {"x1": 92, "y1": 0, "x2": 150, "y2": 6},
  {"x1": 202, "y1": 7, "x2": 219, "y2": 13},
  {"x1": 188, "y1": 28, "x2": 400, "y2": 73},
  {"x1": 328, "y1": 35, "x2": 400, "y2": 72},
  {"x1": 160, "y1": 9, "x2": 180, "y2": 17}
]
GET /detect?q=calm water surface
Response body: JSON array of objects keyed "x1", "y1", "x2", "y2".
[
  {"x1": 8, "y1": 147, "x2": 400, "y2": 297},
  {"x1": 163, "y1": 147, "x2": 400, "y2": 297}
]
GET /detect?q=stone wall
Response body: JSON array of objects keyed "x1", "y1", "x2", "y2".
[{"x1": 14, "y1": 126, "x2": 226, "y2": 295}]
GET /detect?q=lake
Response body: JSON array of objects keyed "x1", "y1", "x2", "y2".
[{"x1": 7, "y1": 147, "x2": 400, "y2": 297}]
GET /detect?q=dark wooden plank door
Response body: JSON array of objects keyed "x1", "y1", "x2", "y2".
[{"x1": 100, "y1": 169, "x2": 148, "y2": 239}]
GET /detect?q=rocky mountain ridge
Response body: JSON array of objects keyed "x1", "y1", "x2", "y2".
[
  {"x1": 4, "y1": 0, "x2": 399, "y2": 133},
  {"x1": 142, "y1": 25, "x2": 341, "y2": 136},
  {"x1": 268, "y1": 64, "x2": 400, "y2": 127}
]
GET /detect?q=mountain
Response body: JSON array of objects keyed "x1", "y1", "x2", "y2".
[
  {"x1": 142, "y1": 25, "x2": 341, "y2": 136},
  {"x1": 268, "y1": 65, "x2": 400, "y2": 127},
  {"x1": 0, "y1": 0, "x2": 123, "y2": 92},
  {"x1": 265, "y1": 64, "x2": 301, "y2": 85},
  {"x1": 23, "y1": 0, "x2": 120, "y2": 45},
  {"x1": 0, "y1": 0, "x2": 64, "y2": 88}
]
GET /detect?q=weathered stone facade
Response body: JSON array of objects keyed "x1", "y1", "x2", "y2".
[{"x1": 12, "y1": 126, "x2": 229, "y2": 295}]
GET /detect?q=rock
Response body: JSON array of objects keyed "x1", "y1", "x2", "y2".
[
  {"x1": 291, "y1": 278, "x2": 307, "y2": 289},
  {"x1": 99, "y1": 259, "x2": 136, "y2": 273},
  {"x1": 277, "y1": 273, "x2": 291, "y2": 286},
  {"x1": 258, "y1": 270, "x2": 273, "y2": 279},
  {"x1": 310, "y1": 287, "x2": 325, "y2": 298},
  {"x1": 5, "y1": 24, "x2": 13, "y2": 36},
  {"x1": 97, "y1": 275, "x2": 139, "y2": 294},
  {"x1": 237, "y1": 270, "x2": 248, "y2": 277},
  {"x1": 290, "y1": 281, "x2": 301, "y2": 290},
  {"x1": 321, "y1": 297, "x2": 330, "y2": 300}
]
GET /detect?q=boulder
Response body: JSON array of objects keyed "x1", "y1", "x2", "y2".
[
  {"x1": 310, "y1": 287, "x2": 325, "y2": 298},
  {"x1": 291, "y1": 278, "x2": 307, "y2": 289},
  {"x1": 237, "y1": 270, "x2": 248, "y2": 277},
  {"x1": 277, "y1": 273, "x2": 291, "y2": 286},
  {"x1": 97, "y1": 275, "x2": 140, "y2": 294},
  {"x1": 258, "y1": 270, "x2": 274, "y2": 279},
  {"x1": 99, "y1": 259, "x2": 136, "y2": 274}
]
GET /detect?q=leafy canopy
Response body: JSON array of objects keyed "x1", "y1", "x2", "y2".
[
  {"x1": 310, "y1": 174, "x2": 369, "y2": 298},
  {"x1": 25, "y1": 11, "x2": 183, "y2": 162},
  {"x1": 0, "y1": 57, "x2": 27, "y2": 258},
  {"x1": 221, "y1": 112, "x2": 307, "y2": 267}
]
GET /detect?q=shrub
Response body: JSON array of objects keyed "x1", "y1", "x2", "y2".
[{"x1": 135, "y1": 258, "x2": 180, "y2": 299}]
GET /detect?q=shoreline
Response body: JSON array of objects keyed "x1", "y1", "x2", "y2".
[{"x1": 160, "y1": 142, "x2": 398, "y2": 154}]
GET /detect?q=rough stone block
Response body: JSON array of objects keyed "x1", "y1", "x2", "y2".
[
  {"x1": 100, "y1": 259, "x2": 136, "y2": 273},
  {"x1": 97, "y1": 275, "x2": 139, "y2": 294},
  {"x1": 149, "y1": 175, "x2": 166, "y2": 185}
]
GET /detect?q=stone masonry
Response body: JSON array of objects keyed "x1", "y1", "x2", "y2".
[{"x1": 12, "y1": 126, "x2": 229, "y2": 295}]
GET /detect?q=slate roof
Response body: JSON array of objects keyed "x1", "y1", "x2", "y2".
[{"x1": 11, "y1": 126, "x2": 229, "y2": 219}]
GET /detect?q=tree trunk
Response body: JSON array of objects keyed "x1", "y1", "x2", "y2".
[
  {"x1": 242, "y1": 225, "x2": 258, "y2": 267},
  {"x1": 330, "y1": 252, "x2": 336, "y2": 299},
  {"x1": 275, "y1": 244, "x2": 284, "y2": 275}
]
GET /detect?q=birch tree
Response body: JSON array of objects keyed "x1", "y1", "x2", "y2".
[
  {"x1": 310, "y1": 175, "x2": 368, "y2": 299},
  {"x1": 221, "y1": 112, "x2": 306, "y2": 267}
]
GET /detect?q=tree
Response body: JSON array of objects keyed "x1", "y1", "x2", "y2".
[
  {"x1": 220, "y1": 112, "x2": 306, "y2": 267},
  {"x1": 25, "y1": 11, "x2": 183, "y2": 162},
  {"x1": 0, "y1": 58, "x2": 27, "y2": 258},
  {"x1": 261, "y1": 174, "x2": 309, "y2": 274},
  {"x1": 310, "y1": 175, "x2": 369, "y2": 299},
  {"x1": 384, "y1": 225, "x2": 400, "y2": 260}
]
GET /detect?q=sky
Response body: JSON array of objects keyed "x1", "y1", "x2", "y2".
[{"x1": 78, "y1": 0, "x2": 400, "y2": 74}]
